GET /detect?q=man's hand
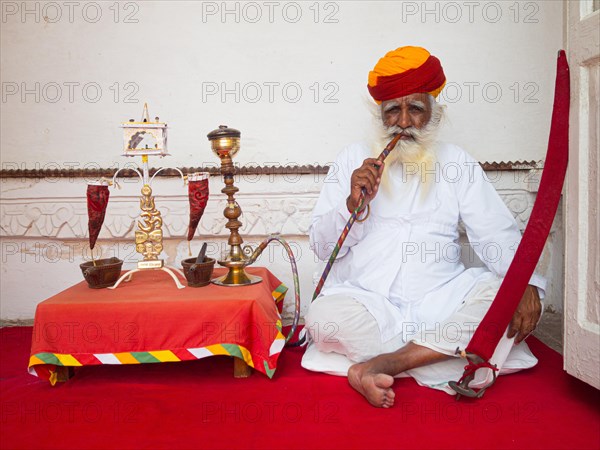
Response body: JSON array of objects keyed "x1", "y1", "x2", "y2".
[
  {"x1": 347, "y1": 158, "x2": 385, "y2": 213},
  {"x1": 507, "y1": 285, "x2": 542, "y2": 344}
]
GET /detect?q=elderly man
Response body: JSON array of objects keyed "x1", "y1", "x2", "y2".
[{"x1": 301, "y1": 46, "x2": 544, "y2": 408}]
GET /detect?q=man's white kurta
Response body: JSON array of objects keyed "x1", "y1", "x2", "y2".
[{"x1": 310, "y1": 142, "x2": 546, "y2": 343}]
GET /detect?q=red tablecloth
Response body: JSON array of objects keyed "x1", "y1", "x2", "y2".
[{"x1": 28, "y1": 267, "x2": 287, "y2": 384}]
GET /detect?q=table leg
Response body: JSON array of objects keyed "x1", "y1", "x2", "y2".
[
  {"x1": 233, "y1": 357, "x2": 252, "y2": 378},
  {"x1": 54, "y1": 366, "x2": 75, "y2": 384}
]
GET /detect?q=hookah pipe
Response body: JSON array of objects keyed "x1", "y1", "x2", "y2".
[
  {"x1": 312, "y1": 133, "x2": 402, "y2": 301},
  {"x1": 288, "y1": 133, "x2": 403, "y2": 347},
  {"x1": 209, "y1": 127, "x2": 400, "y2": 347},
  {"x1": 244, "y1": 237, "x2": 302, "y2": 345}
]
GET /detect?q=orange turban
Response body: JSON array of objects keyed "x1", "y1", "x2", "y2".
[{"x1": 368, "y1": 46, "x2": 446, "y2": 103}]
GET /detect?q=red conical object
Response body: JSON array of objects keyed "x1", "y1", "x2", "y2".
[
  {"x1": 86, "y1": 183, "x2": 110, "y2": 250},
  {"x1": 187, "y1": 173, "x2": 209, "y2": 241}
]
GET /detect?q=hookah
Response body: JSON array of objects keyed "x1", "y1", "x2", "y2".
[
  {"x1": 207, "y1": 125, "x2": 401, "y2": 346},
  {"x1": 206, "y1": 125, "x2": 302, "y2": 344}
]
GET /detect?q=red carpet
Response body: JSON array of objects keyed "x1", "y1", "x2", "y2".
[{"x1": 1, "y1": 326, "x2": 599, "y2": 450}]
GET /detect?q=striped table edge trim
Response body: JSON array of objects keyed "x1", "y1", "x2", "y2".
[
  {"x1": 272, "y1": 283, "x2": 288, "y2": 304},
  {"x1": 28, "y1": 335, "x2": 286, "y2": 384},
  {"x1": 28, "y1": 283, "x2": 288, "y2": 384}
]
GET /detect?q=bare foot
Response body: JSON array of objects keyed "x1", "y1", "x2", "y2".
[{"x1": 348, "y1": 363, "x2": 395, "y2": 408}]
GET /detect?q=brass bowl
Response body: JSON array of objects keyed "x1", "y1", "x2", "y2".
[
  {"x1": 80, "y1": 257, "x2": 123, "y2": 289},
  {"x1": 207, "y1": 125, "x2": 240, "y2": 159},
  {"x1": 181, "y1": 257, "x2": 215, "y2": 287}
]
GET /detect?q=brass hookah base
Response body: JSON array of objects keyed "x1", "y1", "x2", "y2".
[
  {"x1": 211, "y1": 217, "x2": 263, "y2": 287},
  {"x1": 212, "y1": 257, "x2": 262, "y2": 287}
]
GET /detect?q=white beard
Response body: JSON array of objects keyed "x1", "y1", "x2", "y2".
[
  {"x1": 377, "y1": 124, "x2": 437, "y2": 169},
  {"x1": 367, "y1": 98, "x2": 445, "y2": 196}
]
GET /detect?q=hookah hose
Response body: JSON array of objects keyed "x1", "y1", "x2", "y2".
[
  {"x1": 248, "y1": 235, "x2": 301, "y2": 345},
  {"x1": 287, "y1": 133, "x2": 403, "y2": 347}
]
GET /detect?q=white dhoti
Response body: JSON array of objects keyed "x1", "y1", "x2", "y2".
[{"x1": 301, "y1": 277, "x2": 540, "y2": 394}]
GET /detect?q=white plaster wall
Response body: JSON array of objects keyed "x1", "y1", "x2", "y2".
[
  {"x1": 1, "y1": 1, "x2": 563, "y2": 168},
  {"x1": 1, "y1": 1, "x2": 566, "y2": 322}
]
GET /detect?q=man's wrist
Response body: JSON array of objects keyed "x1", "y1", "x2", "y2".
[
  {"x1": 527, "y1": 284, "x2": 542, "y2": 301},
  {"x1": 346, "y1": 196, "x2": 364, "y2": 214}
]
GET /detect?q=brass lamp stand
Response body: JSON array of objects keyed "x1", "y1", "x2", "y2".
[
  {"x1": 208, "y1": 125, "x2": 262, "y2": 286},
  {"x1": 109, "y1": 105, "x2": 187, "y2": 289}
]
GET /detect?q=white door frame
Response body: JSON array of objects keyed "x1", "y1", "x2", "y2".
[{"x1": 564, "y1": 0, "x2": 600, "y2": 390}]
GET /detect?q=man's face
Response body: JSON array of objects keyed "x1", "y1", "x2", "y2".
[{"x1": 381, "y1": 93, "x2": 433, "y2": 141}]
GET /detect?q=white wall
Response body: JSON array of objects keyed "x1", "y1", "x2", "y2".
[
  {"x1": 1, "y1": 1, "x2": 565, "y2": 321},
  {"x1": 1, "y1": 1, "x2": 563, "y2": 168}
]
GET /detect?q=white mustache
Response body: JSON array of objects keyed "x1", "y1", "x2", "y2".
[{"x1": 385, "y1": 125, "x2": 421, "y2": 141}]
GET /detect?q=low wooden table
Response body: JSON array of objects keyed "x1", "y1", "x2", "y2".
[{"x1": 28, "y1": 267, "x2": 287, "y2": 385}]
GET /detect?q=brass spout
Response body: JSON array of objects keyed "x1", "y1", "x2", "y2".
[{"x1": 243, "y1": 241, "x2": 269, "y2": 266}]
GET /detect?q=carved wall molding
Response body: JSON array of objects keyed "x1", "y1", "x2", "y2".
[
  {"x1": 0, "y1": 193, "x2": 317, "y2": 239},
  {"x1": 0, "y1": 165, "x2": 329, "y2": 179},
  {"x1": 0, "y1": 161, "x2": 540, "y2": 179},
  {"x1": 1, "y1": 189, "x2": 543, "y2": 240},
  {"x1": 480, "y1": 160, "x2": 540, "y2": 171}
]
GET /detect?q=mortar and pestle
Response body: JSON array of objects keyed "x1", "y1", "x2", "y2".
[
  {"x1": 80, "y1": 257, "x2": 124, "y2": 289},
  {"x1": 181, "y1": 243, "x2": 215, "y2": 287}
]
